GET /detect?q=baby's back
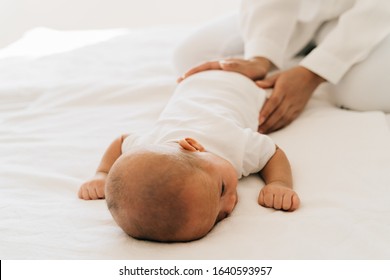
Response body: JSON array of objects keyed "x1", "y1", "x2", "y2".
[
  {"x1": 140, "y1": 70, "x2": 274, "y2": 177},
  {"x1": 159, "y1": 70, "x2": 266, "y2": 132}
]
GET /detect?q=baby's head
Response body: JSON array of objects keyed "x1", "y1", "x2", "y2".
[{"x1": 105, "y1": 138, "x2": 238, "y2": 242}]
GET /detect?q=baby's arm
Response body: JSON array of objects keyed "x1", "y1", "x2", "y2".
[
  {"x1": 258, "y1": 146, "x2": 300, "y2": 211},
  {"x1": 78, "y1": 135, "x2": 127, "y2": 200}
]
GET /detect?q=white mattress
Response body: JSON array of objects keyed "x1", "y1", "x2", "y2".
[{"x1": 1, "y1": 27, "x2": 390, "y2": 259}]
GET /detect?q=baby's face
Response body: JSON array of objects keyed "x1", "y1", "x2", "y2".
[
  {"x1": 197, "y1": 150, "x2": 239, "y2": 224},
  {"x1": 177, "y1": 140, "x2": 239, "y2": 239}
]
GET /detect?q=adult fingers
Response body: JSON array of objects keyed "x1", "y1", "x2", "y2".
[
  {"x1": 255, "y1": 79, "x2": 273, "y2": 89},
  {"x1": 266, "y1": 104, "x2": 304, "y2": 133},
  {"x1": 220, "y1": 59, "x2": 268, "y2": 80},
  {"x1": 258, "y1": 92, "x2": 286, "y2": 132},
  {"x1": 255, "y1": 74, "x2": 278, "y2": 89},
  {"x1": 259, "y1": 107, "x2": 289, "y2": 133},
  {"x1": 177, "y1": 61, "x2": 221, "y2": 82},
  {"x1": 220, "y1": 60, "x2": 249, "y2": 76},
  {"x1": 256, "y1": 75, "x2": 281, "y2": 125}
]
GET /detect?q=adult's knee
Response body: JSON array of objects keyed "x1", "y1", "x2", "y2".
[
  {"x1": 172, "y1": 35, "x2": 205, "y2": 75},
  {"x1": 172, "y1": 13, "x2": 241, "y2": 75},
  {"x1": 329, "y1": 35, "x2": 390, "y2": 112}
]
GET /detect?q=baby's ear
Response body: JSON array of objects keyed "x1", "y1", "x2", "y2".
[{"x1": 178, "y1": 138, "x2": 205, "y2": 152}]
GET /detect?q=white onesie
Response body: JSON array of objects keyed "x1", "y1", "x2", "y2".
[{"x1": 122, "y1": 71, "x2": 276, "y2": 178}]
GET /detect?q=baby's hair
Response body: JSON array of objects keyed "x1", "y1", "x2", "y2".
[{"x1": 106, "y1": 147, "x2": 207, "y2": 242}]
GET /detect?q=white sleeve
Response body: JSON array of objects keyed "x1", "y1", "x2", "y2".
[
  {"x1": 121, "y1": 133, "x2": 141, "y2": 154},
  {"x1": 242, "y1": 130, "x2": 276, "y2": 177},
  {"x1": 240, "y1": 0, "x2": 301, "y2": 68},
  {"x1": 300, "y1": 0, "x2": 390, "y2": 84}
]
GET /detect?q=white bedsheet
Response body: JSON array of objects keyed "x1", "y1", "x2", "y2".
[{"x1": 1, "y1": 27, "x2": 390, "y2": 259}]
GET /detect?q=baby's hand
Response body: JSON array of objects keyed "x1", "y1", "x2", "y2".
[
  {"x1": 258, "y1": 182, "x2": 300, "y2": 211},
  {"x1": 78, "y1": 172, "x2": 107, "y2": 200}
]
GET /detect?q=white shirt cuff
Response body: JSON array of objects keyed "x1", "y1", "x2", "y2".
[{"x1": 299, "y1": 48, "x2": 351, "y2": 84}]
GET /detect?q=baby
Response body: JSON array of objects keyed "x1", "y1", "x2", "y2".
[{"x1": 78, "y1": 70, "x2": 300, "y2": 242}]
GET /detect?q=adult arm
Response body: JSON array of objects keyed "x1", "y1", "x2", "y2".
[
  {"x1": 240, "y1": 0, "x2": 301, "y2": 68},
  {"x1": 300, "y1": 0, "x2": 390, "y2": 84},
  {"x1": 177, "y1": 0, "x2": 301, "y2": 81},
  {"x1": 258, "y1": 0, "x2": 390, "y2": 133}
]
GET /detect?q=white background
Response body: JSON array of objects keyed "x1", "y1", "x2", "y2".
[
  {"x1": 0, "y1": 0, "x2": 239, "y2": 48},
  {"x1": 3, "y1": 260, "x2": 390, "y2": 280}
]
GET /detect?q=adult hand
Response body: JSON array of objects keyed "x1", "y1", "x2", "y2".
[
  {"x1": 256, "y1": 66, "x2": 326, "y2": 133},
  {"x1": 177, "y1": 57, "x2": 271, "y2": 82}
]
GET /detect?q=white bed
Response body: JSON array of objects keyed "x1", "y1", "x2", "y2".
[{"x1": 1, "y1": 26, "x2": 390, "y2": 260}]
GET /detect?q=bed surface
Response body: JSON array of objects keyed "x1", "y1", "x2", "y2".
[{"x1": 1, "y1": 27, "x2": 390, "y2": 259}]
